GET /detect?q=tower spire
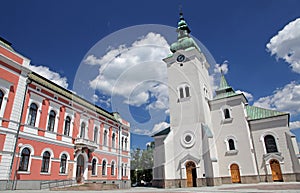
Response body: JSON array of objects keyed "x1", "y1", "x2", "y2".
[{"x1": 170, "y1": 11, "x2": 200, "y2": 53}]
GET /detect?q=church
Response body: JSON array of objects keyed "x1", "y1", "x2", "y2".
[{"x1": 152, "y1": 13, "x2": 300, "y2": 188}]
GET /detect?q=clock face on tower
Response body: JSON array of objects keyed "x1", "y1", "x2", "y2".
[{"x1": 177, "y1": 54, "x2": 185, "y2": 62}]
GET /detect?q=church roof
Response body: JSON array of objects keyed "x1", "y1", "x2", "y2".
[
  {"x1": 214, "y1": 74, "x2": 239, "y2": 100},
  {"x1": 0, "y1": 37, "x2": 14, "y2": 51},
  {"x1": 246, "y1": 105, "x2": 287, "y2": 121},
  {"x1": 152, "y1": 127, "x2": 170, "y2": 137}
]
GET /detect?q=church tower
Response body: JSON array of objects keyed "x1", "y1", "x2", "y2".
[{"x1": 153, "y1": 12, "x2": 217, "y2": 188}]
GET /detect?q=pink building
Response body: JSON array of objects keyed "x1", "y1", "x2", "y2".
[{"x1": 0, "y1": 37, "x2": 131, "y2": 190}]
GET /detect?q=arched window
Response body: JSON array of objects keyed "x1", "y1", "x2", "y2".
[
  {"x1": 112, "y1": 133, "x2": 116, "y2": 148},
  {"x1": 0, "y1": 90, "x2": 3, "y2": 110},
  {"x1": 179, "y1": 87, "x2": 184, "y2": 99},
  {"x1": 64, "y1": 116, "x2": 71, "y2": 136},
  {"x1": 94, "y1": 127, "x2": 98, "y2": 143},
  {"x1": 111, "y1": 161, "x2": 115, "y2": 176},
  {"x1": 124, "y1": 138, "x2": 128, "y2": 151},
  {"x1": 224, "y1": 108, "x2": 230, "y2": 119},
  {"x1": 103, "y1": 130, "x2": 107, "y2": 146},
  {"x1": 41, "y1": 151, "x2": 51, "y2": 173},
  {"x1": 60, "y1": 154, "x2": 67, "y2": 174},
  {"x1": 185, "y1": 86, "x2": 190, "y2": 97},
  {"x1": 102, "y1": 160, "x2": 106, "y2": 175},
  {"x1": 80, "y1": 122, "x2": 85, "y2": 138},
  {"x1": 92, "y1": 159, "x2": 97, "y2": 175},
  {"x1": 228, "y1": 139, "x2": 235, "y2": 150},
  {"x1": 27, "y1": 103, "x2": 38, "y2": 126},
  {"x1": 264, "y1": 135, "x2": 278, "y2": 153},
  {"x1": 47, "y1": 110, "x2": 56, "y2": 131},
  {"x1": 19, "y1": 148, "x2": 30, "y2": 171}
]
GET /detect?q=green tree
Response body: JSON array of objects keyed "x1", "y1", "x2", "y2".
[{"x1": 130, "y1": 142, "x2": 154, "y2": 185}]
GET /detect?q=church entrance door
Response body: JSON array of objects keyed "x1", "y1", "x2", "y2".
[
  {"x1": 186, "y1": 161, "x2": 197, "y2": 187},
  {"x1": 230, "y1": 164, "x2": 241, "y2": 183},
  {"x1": 76, "y1": 155, "x2": 84, "y2": 183},
  {"x1": 270, "y1": 159, "x2": 283, "y2": 181}
]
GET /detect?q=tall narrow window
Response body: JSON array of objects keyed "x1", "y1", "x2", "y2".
[
  {"x1": 103, "y1": 130, "x2": 107, "y2": 146},
  {"x1": 264, "y1": 135, "x2": 278, "y2": 153},
  {"x1": 92, "y1": 159, "x2": 97, "y2": 175},
  {"x1": 94, "y1": 127, "x2": 98, "y2": 143},
  {"x1": 80, "y1": 122, "x2": 85, "y2": 138},
  {"x1": 185, "y1": 86, "x2": 190, "y2": 97},
  {"x1": 0, "y1": 90, "x2": 3, "y2": 110},
  {"x1": 41, "y1": 151, "x2": 51, "y2": 173},
  {"x1": 124, "y1": 164, "x2": 127, "y2": 176},
  {"x1": 64, "y1": 116, "x2": 71, "y2": 136},
  {"x1": 19, "y1": 148, "x2": 30, "y2": 171},
  {"x1": 179, "y1": 87, "x2": 184, "y2": 99},
  {"x1": 102, "y1": 160, "x2": 106, "y2": 175},
  {"x1": 27, "y1": 103, "x2": 38, "y2": 126},
  {"x1": 111, "y1": 161, "x2": 115, "y2": 176},
  {"x1": 224, "y1": 108, "x2": 230, "y2": 119},
  {"x1": 121, "y1": 137, "x2": 124, "y2": 150},
  {"x1": 124, "y1": 138, "x2": 128, "y2": 151},
  {"x1": 112, "y1": 133, "x2": 116, "y2": 148},
  {"x1": 60, "y1": 154, "x2": 67, "y2": 174},
  {"x1": 47, "y1": 110, "x2": 56, "y2": 132},
  {"x1": 228, "y1": 139, "x2": 235, "y2": 150},
  {"x1": 121, "y1": 163, "x2": 124, "y2": 176}
]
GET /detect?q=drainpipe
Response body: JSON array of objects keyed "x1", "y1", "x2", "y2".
[
  {"x1": 117, "y1": 124, "x2": 122, "y2": 187},
  {"x1": 8, "y1": 78, "x2": 31, "y2": 190}
]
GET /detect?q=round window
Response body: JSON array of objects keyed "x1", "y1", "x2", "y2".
[
  {"x1": 185, "y1": 135, "x2": 192, "y2": 143},
  {"x1": 181, "y1": 131, "x2": 195, "y2": 148}
]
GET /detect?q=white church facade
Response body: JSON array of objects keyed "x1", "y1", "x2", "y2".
[{"x1": 152, "y1": 13, "x2": 300, "y2": 188}]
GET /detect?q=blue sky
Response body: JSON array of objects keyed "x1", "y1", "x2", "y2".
[{"x1": 1, "y1": 0, "x2": 300, "y2": 149}]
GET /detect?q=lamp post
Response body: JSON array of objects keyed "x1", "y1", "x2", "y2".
[{"x1": 12, "y1": 143, "x2": 23, "y2": 190}]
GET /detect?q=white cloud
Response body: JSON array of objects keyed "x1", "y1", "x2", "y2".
[
  {"x1": 213, "y1": 60, "x2": 229, "y2": 74},
  {"x1": 290, "y1": 121, "x2": 300, "y2": 130},
  {"x1": 99, "y1": 98, "x2": 111, "y2": 108},
  {"x1": 210, "y1": 60, "x2": 229, "y2": 91},
  {"x1": 29, "y1": 65, "x2": 68, "y2": 88},
  {"x1": 91, "y1": 94, "x2": 98, "y2": 102},
  {"x1": 151, "y1": 121, "x2": 170, "y2": 134},
  {"x1": 254, "y1": 81, "x2": 300, "y2": 115},
  {"x1": 236, "y1": 90, "x2": 253, "y2": 101},
  {"x1": 266, "y1": 18, "x2": 300, "y2": 73},
  {"x1": 85, "y1": 32, "x2": 170, "y2": 111}
]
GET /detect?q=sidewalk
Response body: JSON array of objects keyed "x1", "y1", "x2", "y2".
[{"x1": 3, "y1": 182, "x2": 300, "y2": 193}]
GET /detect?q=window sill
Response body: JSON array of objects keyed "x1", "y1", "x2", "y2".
[
  {"x1": 40, "y1": 172, "x2": 51, "y2": 175},
  {"x1": 91, "y1": 175, "x2": 98, "y2": 177},
  {"x1": 17, "y1": 171, "x2": 30, "y2": 174},
  {"x1": 225, "y1": 150, "x2": 238, "y2": 156},
  {"x1": 178, "y1": 96, "x2": 191, "y2": 103},
  {"x1": 59, "y1": 173, "x2": 68, "y2": 176},
  {"x1": 222, "y1": 118, "x2": 233, "y2": 124}
]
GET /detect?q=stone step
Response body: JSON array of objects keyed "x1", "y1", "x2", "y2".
[{"x1": 51, "y1": 183, "x2": 119, "y2": 191}]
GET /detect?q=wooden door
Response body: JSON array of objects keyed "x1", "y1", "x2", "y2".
[
  {"x1": 186, "y1": 161, "x2": 197, "y2": 187},
  {"x1": 230, "y1": 164, "x2": 241, "y2": 183},
  {"x1": 270, "y1": 159, "x2": 283, "y2": 181}
]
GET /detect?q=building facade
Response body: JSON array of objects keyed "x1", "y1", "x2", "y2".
[
  {"x1": 0, "y1": 38, "x2": 131, "y2": 190},
  {"x1": 153, "y1": 13, "x2": 300, "y2": 188}
]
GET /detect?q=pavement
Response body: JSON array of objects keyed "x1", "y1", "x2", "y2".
[{"x1": 3, "y1": 182, "x2": 300, "y2": 193}]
